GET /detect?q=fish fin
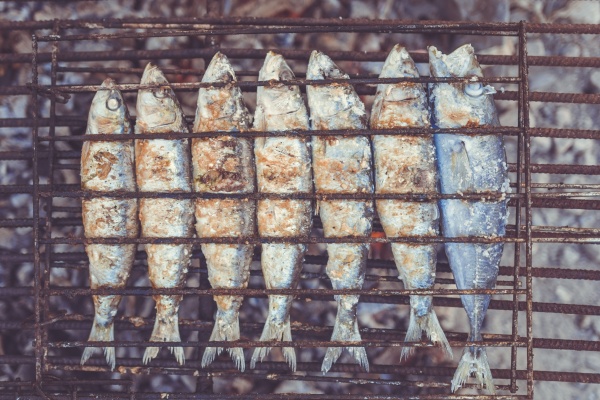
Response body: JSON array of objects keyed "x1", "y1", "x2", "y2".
[
  {"x1": 451, "y1": 141, "x2": 475, "y2": 192},
  {"x1": 202, "y1": 305, "x2": 245, "y2": 371},
  {"x1": 451, "y1": 347, "x2": 496, "y2": 394},
  {"x1": 143, "y1": 308, "x2": 184, "y2": 365},
  {"x1": 250, "y1": 314, "x2": 296, "y2": 372},
  {"x1": 321, "y1": 307, "x2": 369, "y2": 374},
  {"x1": 401, "y1": 308, "x2": 453, "y2": 360},
  {"x1": 81, "y1": 319, "x2": 116, "y2": 370},
  {"x1": 281, "y1": 318, "x2": 296, "y2": 372}
]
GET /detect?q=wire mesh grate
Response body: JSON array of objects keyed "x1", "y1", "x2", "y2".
[{"x1": 0, "y1": 9, "x2": 599, "y2": 400}]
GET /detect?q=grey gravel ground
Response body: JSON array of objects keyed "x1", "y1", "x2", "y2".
[{"x1": 0, "y1": 0, "x2": 599, "y2": 398}]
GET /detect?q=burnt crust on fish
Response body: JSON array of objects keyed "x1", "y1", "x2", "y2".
[{"x1": 80, "y1": 78, "x2": 138, "y2": 371}]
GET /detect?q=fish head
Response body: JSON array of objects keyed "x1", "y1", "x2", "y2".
[
  {"x1": 195, "y1": 52, "x2": 250, "y2": 130},
  {"x1": 380, "y1": 44, "x2": 420, "y2": 80},
  {"x1": 202, "y1": 51, "x2": 237, "y2": 84},
  {"x1": 378, "y1": 45, "x2": 425, "y2": 103},
  {"x1": 306, "y1": 50, "x2": 348, "y2": 80},
  {"x1": 136, "y1": 63, "x2": 186, "y2": 132},
  {"x1": 87, "y1": 78, "x2": 131, "y2": 135},
  {"x1": 306, "y1": 50, "x2": 366, "y2": 126},
  {"x1": 428, "y1": 44, "x2": 498, "y2": 127},
  {"x1": 257, "y1": 52, "x2": 304, "y2": 116},
  {"x1": 370, "y1": 45, "x2": 429, "y2": 128}
]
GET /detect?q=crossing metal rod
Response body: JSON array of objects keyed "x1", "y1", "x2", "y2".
[{"x1": 1, "y1": 15, "x2": 599, "y2": 400}]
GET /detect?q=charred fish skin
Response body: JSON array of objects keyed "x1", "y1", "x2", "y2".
[
  {"x1": 192, "y1": 52, "x2": 254, "y2": 372},
  {"x1": 306, "y1": 50, "x2": 372, "y2": 373},
  {"x1": 80, "y1": 78, "x2": 137, "y2": 370},
  {"x1": 136, "y1": 63, "x2": 194, "y2": 366},
  {"x1": 429, "y1": 44, "x2": 509, "y2": 394},
  {"x1": 250, "y1": 52, "x2": 312, "y2": 372},
  {"x1": 370, "y1": 45, "x2": 451, "y2": 360}
]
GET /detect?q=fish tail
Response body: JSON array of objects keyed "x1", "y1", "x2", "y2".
[
  {"x1": 143, "y1": 295, "x2": 184, "y2": 365},
  {"x1": 401, "y1": 305, "x2": 452, "y2": 360},
  {"x1": 81, "y1": 314, "x2": 116, "y2": 370},
  {"x1": 202, "y1": 295, "x2": 245, "y2": 371},
  {"x1": 451, "y1": 346, "x2": 496, "y2": 394},
  {"x1": 250, "y1": 295, "x2": 296, "y2": 371},
  {"x1": 322, "y1": 295, "x2": 369, "y2": 374}
]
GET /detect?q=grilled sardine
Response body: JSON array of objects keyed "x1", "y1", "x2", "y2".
[
  {"x1": 370, "y1": 45, "x2": 451, "y2": 359},
  {"x1": 80, "y1": 78, "x2": 137, "y2": 370},
  {"x1": 250, "y1": 52, "x2": 312, "y2": 371},
  {"x1": 136, "y1": 63, "x2": 194, "y2": 365},
  {"x1": 193, "y1": 52, "x2": 254, "y2": 372},
  {"x1": 306, "y1": 51, "x2": 372, "y2": 373}
]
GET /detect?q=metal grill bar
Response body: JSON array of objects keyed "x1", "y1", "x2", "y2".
[
  {"x1": 0, "y1": 14, "x2": 598, "y2": 400},
  {"x1": 518, "y1": 21, "x2": 534, "y2": 398},
  {"x1": 4, "y1": 47, "x2": 600, "y2": 68}
]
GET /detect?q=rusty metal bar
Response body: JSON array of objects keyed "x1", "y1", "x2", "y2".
[
  {"x1": 0, "y1": 17, "x2": 598, "y2": 34},
  {"x1": 3, "y1": 287, "x2": 596, "y2": 316},
  {"x1": 43, "y1": 358, "x2": 600, "y2": 385},
  {"x1": 5, "y1": 46, "x2": 600, "y2": 68},
  {"x1": 5, "y1": 248, "x2": 599, "y2": 281},
  {"x1": 519, "y1": 21, "x2": 535, "y2": 398},
  {"x1": 511, "y1": 20, "x2": 525, "y2": 391},
  {"x1": 46, "y1": 338, "x2": 525, "y2": 349},
  {"x1": 42, "y1": 287, "x2": 524, "y2": 297},
  {"x1": 41, "y1": 20, "x2": 61, "y2": 384},
  {"x1": 33, "y1": 128, "x2": 600, "y2": 142},
  {"x1": 30, "y1": 33, "x2": 43, "y2": 386}
]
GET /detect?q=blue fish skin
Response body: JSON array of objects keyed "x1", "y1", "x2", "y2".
[{"x1": 429, "y1": 44, "x2": 509, "y2": 394}]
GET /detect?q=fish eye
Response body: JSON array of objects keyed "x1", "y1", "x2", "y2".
[
  {"x1": 106, "y1": 94, "x2": 121, "y2": 111},
  {"x1": 153, "y1": 87, "x2": 169, "y2": 99},
  {"x1": 465, "y1": 82, "x2": 484, "y2": 97}
]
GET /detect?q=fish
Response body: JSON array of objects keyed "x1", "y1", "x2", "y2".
[
  {"x1": 306, "y1": 50, "x2": 372, "y2": 373},
  {"x1": 429, "y1": 44, "x2": 509, "y2": 394},
  {"x1": 370, "y1": 45, "x2": 452, "y2": 360},
  {"x1": 370, "y1": 44, "x2": 452, "y2": 359},
  {"x1": 135, "y1": 63, "x2": 194, "y2": 365},
  {"x1": 80, "y1": 78, "x2": 138, "y2": 370},
  {"x1": 192, "y1": 52, "x2": 254, "y2": 372},
  {"x1": 250, "y1": 52, "x2": 312, "y2": 371}
]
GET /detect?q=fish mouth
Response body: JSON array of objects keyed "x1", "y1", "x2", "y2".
[
  {"x1": 141, "y1": 62, "x2": 170, "y2": 86},
  {"x1": 379, "y1": 45, "x2": 420, "y2": 79},
  {"x1": 429, "y1": 44, "x2": 482, "y2": 78},
  {"x1": 203, "y1": 52, "x2": 236, "y2": 84},
  {"x1": 259, "y1": 51, "x2": 294, "y2": 82}
]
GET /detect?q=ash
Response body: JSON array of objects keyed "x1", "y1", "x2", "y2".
[{"x1": 0, "y1": 0, "x2": 599, "y2": 398}]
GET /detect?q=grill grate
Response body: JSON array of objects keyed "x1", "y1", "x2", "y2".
[{"x1": 1, "y1": 8, "x2": 600, "y2": 400}]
